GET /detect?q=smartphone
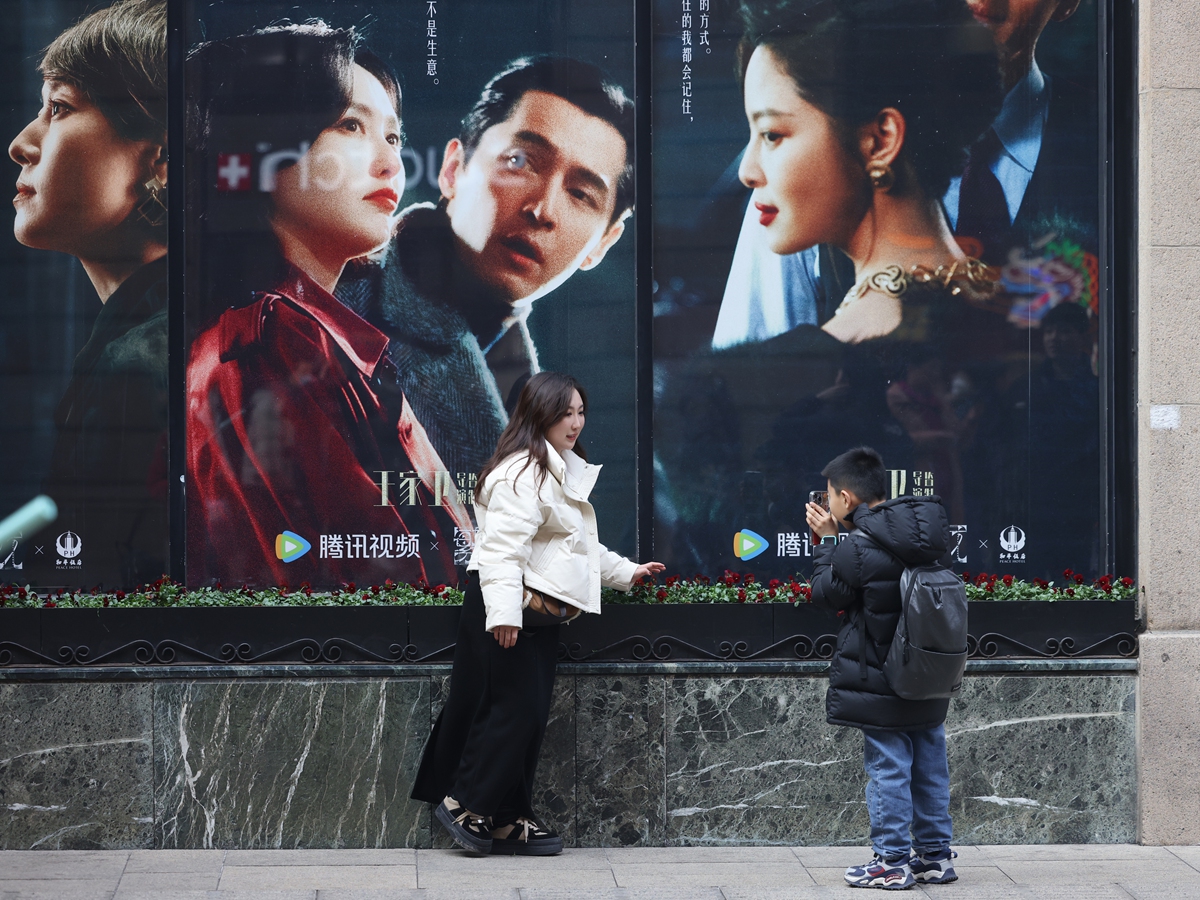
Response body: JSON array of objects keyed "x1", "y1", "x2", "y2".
[{"x1": 808, "y1": 490, "x2": 829, "y2": 511}]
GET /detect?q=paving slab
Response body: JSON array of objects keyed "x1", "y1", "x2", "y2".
[
  {"x1": 720, "y1": 888, "x2": 858, "y2": 900},
  {"x1": 610, "y1": 862, "x2": 814, "y2": 888},
  {"x1": 417, "y1": 848, "x2": 613, "y2": 869},
  {"x1": 0, "y1": 849, "x2": 129, "y2": 880},
  {"x1": 123, "y1": 850, "x2": 226, "y2": 874},
  {"x1": 977, "y1": 844, "x2": 1177, "y2": 861},
  {"x1": 1119, "y1": 884, "x2": 1200, "y2": 900},
  {"x1": 603, "y1": 847, "x2": 799, "y2": 864},
  {"x1": 224, "y1": 850, "x2": 416, "y2": 867},
  {"x1": 995, "y1": 858, "x2": 1197, "y2": 884},
  {"x1": 316, "y1": 892, "x2": 520, "y2": 900},
  {"x1": 219, "y1": 865, "x2": 417, "y2": 891},
  {"x1": 0, "y1": 881, "x2": 116, "y2": 900},
  {"x1": 115, "y1": 872, "x2": 221, "y2": 891},
  {"x1": 113, "y1": 893, "x2": 316, "y2": 900},
  {"x1": 1024, "y1": 886, "x2": 1139, "y2": 900},
  {"x1": 911, "y1": 887, "x2": 1036, "y2": 900},
  {"x1": 524, "y1": 890, "x2": 724, "y2": 900},
  {"x1": 1166, "y1": 846, "x2": 1200, "y2": 870}
]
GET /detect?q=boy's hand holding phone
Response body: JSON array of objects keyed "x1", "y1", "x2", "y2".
[{"x1": 806, "y1": 490, "x2": 839, "y2": 540}]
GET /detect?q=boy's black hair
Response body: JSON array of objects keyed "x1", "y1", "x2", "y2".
[
  {"x1": 458, "y1": 54, "x2": 634, "y2": 224},
  {"x1": 821, "y1": 446, "x2": 887, "y2": 504}
]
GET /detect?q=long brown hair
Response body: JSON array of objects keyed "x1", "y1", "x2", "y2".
[{"x1": 475, "y1": 372, "x2": 588, "y2": 502}]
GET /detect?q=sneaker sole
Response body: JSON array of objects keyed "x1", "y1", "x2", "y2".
[
  {"x1": 490, "y1": 836, "x2": 564, "y2": 856},
  {"x1": 845, "y1": 881, "x2": 914, "y2": 890},
  {"x1": 435, "y1": 802, "x2": 493, "y2": 855},
  {"x1": 913, "y1": 872, "x2": 958, "y2": 884}
]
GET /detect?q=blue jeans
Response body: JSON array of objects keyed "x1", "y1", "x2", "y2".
[{"x1": 862, "y1": 725, "x2": 952, "y2": 860}]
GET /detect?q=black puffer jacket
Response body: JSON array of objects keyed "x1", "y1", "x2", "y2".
[{"x1": 810, "y1": 496, "x2": 951, "y2": 731}]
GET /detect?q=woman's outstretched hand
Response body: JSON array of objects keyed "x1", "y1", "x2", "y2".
[
  {"x1": 632, "y1": 561, "x2": 666, "y2": 581},
  {"x1": 493, "y1": 625, "x2": 519, "y2": 649}
]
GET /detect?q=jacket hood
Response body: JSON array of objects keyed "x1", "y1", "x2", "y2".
[{"x1": 851, "y1": 496, "x2": 949, "y2": 566}]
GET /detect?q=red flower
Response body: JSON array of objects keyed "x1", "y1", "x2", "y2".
[
  {"x1": 1121, "y1": 577, "x2": 1133, "y2": 588},
  {"x1": 115, "y1": 590, "x2": 126, "y2": 600},
  {"x1": 1074, "y1": 574, "x2": 1084, "y2": 585},
  {"x1": 768, "y1": 579, "x2": 781, "y2": 589},
  {"x1": 767, "y1": 588, "x2": 777, "y2": 599},
  {"x1": 743, "y1": 572, "x2": 756, "y2": 585},
  {"x1": 656, "y1": 588, "x2": 668, "y2": 601},
  {"x1": 984, "y1": 584, "x2": 993, "y2": 593},
  {"x1": 102, "y1": 597, "x2": 110, "y2": 608},
  {"x1": 666, "y1": 575, "x2": 680, "y2": 587},
  {"x1": 346, "y1": 582, "x2": 357, "y2": 591},
  {"x1": 1002, "y1": 574, "x2": 1014, "y2": 587},
  {"x1": 1032, "y1": 578, "x2": 1047, "y2": 589},
  {"x1": 961, "y1": 571, "x2": 972, "y2": 582},
  {"x1": 1063, "y1": 569, "x2": 1074, "y2": 579},
  {"x1": 44, "y1": 599, "x2": 55, "y2": 608},
  {"x1": 737, "y1": 588, "x2": 747, "y2": 603},
  {"x1": 1066, "y1": 588, "x2": 1075, "y2": 597}
]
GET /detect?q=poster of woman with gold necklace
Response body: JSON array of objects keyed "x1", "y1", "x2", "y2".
[{"x1": 651, "y1": 0, "x2": 1103, "y2": 581}]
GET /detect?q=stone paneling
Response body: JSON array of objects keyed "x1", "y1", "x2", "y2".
[
  {"x1": 947, "y1": 675, "x2": 1137, "y2": 844},
  {"x1": 153, "y1": 680, "x2": 428, "y2": 849},
  {"x1": 0, "y1": 682, "x2": 153, "y2": 850},
  {"x1": 663, "y1": 676, "x2": 866, "y2": 846},
  {"x1": 0, "y1": 671, "x2": 1139, "y2": 849},
  {"x1": 575, "y1": 675, "x2": 666, "y2": 846}
]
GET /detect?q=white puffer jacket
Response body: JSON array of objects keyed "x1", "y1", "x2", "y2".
[{"x1": 468, "y1": 443, "x2": 638, "y2": 632}]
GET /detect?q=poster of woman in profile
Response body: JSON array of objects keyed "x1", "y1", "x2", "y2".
[
  {"x1": 0, "y1": 0, "x2": 169, "y2": 589},
  {"x1": 651, "y1": 0, "x2": 1103, "y2": 581},
  {"x1": 184, "y1": 0, "x2": 638, "y2": 588}
]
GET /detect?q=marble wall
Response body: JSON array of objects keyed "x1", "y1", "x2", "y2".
[{"x1": 0, "y1": 671, "x2": 1136, "y2": 849}]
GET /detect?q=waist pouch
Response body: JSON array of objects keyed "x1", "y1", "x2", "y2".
[{"x1": 522, "y1": 585, "x2": 580, "y2": 628}]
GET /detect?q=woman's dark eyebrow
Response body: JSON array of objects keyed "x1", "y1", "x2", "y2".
[{"x1": 511, "y1": 129, "x2": 611, "y2": 195}]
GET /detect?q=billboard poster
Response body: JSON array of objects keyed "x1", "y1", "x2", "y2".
[
  {"x1": 0, "y1": 0, "x2": 170, "y2": 589},
  {"x1": 184, "y1": 0, "x2": 638, "y2": 587},
  {"x1": 651, "y1": 0, "x2": 1102, "y2": 581}
]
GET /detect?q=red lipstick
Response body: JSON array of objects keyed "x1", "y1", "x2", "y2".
[
  {"x1": 364, "y1": 188, "x2": 399, "y2": 212},
  {"x1": 755, "y1": 202, "x2": 778, "y2": 226}
]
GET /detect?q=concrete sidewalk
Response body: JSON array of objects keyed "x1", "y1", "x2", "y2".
[{"x1": 1, "y1": 845, "x2": 1197, "y2": 899}]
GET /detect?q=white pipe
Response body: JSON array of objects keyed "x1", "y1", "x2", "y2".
[{"x1": 0, "y1": 495, "x2": 58, "y2": 552}]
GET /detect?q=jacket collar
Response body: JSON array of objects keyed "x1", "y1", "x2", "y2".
[
  {"x1": 273, "y1": 265, "x2": 390, "y2": 377},
  {"x1": 544, "y1": 441, "x2": 600, "y2": 502}
]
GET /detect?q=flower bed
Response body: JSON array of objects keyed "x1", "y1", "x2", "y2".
[{"x1": 0, "y1": 569, "x2": 1135, "y2": 610}]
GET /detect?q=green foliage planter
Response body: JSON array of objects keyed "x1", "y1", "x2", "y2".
[{"x1": 0, "y1": 571, "x2": 1139, "y2": 668}]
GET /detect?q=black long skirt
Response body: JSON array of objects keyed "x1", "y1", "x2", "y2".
[{"x1": 410, "y1": 577, "x2": 560, "y2": 823}]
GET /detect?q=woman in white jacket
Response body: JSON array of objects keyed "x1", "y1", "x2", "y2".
[{"x1": 411, "y1": 372, "x2": 664, "y2": 856}]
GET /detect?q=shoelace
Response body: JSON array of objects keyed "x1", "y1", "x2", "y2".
[
  {"x1": 452, "y1": 808, "x2": 488, "y2": 831},
  {"x1": 511, "y1": 817, "x2": 546, "y2": 841}
]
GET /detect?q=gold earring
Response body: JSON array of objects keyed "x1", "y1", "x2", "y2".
[
  {"x1": 866, "y1": 161, "x2": 894, "y2": 192},
  {"x1": 136, "y1": 175, "x2": 167, "y2": 227}
]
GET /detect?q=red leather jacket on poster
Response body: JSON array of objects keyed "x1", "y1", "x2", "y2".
[{"x1": 186, "y1": 265, "x2": 473, "y2": 588}]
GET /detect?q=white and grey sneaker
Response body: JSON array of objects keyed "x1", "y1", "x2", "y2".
[
  {"x1": 844, "y1": 853, "x2": 915, "y2": 890},
  {"x1": 910, "y1": 848, "x2": 958, "y2": 884}
]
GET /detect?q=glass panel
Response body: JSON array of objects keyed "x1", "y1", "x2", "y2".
[
  {"x1": 651, "y1": 0, "x2": 1103, "y2": 581},
  {"x1": 184, "y1": 0, "x2": 637, "y2": 588}
]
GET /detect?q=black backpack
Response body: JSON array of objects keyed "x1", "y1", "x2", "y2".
[{"x1": 854, "y1": 535, "x2": 969, "y2": 700}]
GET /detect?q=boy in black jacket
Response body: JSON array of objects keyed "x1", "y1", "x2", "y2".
[{"x1": 806, "y1": 447, "x2": 957, "y2": 890}]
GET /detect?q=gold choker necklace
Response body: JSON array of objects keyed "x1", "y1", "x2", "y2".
[{"x1": 837, "y1": 258, "x2": 994, "y2": 314}]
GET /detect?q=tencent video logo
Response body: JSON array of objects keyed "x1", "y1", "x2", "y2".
[
  {"x1": 275, "y1": 531, "x2": 312, "y2": 563},
  {"x1": 733, "y1": 529, "x2": 769, "y2": 561}
]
